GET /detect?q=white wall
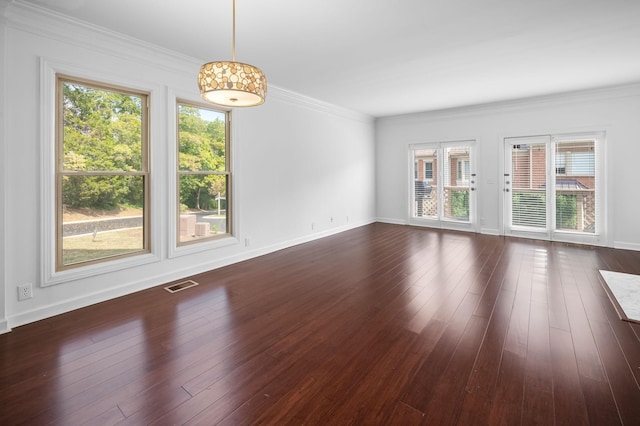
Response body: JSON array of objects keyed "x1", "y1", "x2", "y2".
[
  {"x1": 376, "y1": 84, "x2": 640, "y2": 250},
  {"x1": 0, "y1": 3, "x2": 375, "y2": 330},
  {"x1": 0, "y1": 1, "x2": 8, "y2": 333}
]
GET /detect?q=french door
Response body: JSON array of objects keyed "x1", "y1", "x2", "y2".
[
  {"x1": 410, "y1": 141, "x2": 476, "y2": 231},
  {"x1": 503, "y1": 133, "x2": 603, "y2": 244}
]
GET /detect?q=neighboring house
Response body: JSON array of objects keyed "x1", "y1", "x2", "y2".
[{"x1": 415, "y1": 149, "x2": 470, "y2": 187}]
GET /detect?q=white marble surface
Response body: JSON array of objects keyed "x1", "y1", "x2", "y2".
[{"x1": 600, "y1": 270, "x2": 640, "y2": 321}]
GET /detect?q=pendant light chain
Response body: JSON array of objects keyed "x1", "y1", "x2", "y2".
[{"x1": 232, "y1": 0, "x2": 236, "y2": 62}]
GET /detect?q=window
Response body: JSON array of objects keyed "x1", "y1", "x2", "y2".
[
  {"x1": 555, "y1": 153, "x2": 566, "y2": 175},
  {"x1": 177, "y1": 101, "x2": 230, "y2": 245},
  {"x1": 424, "y1": 162, "x2": 433, "y2": 180},
  {"x1": 555, "y1": 140, "x2": 596, "y2": 233},
  {"x1": 56, "y1": 76, "x2": 149, "y2": 270},
  {"x1": 456, "y1": 158, "x2": 470, "y2": 184}
]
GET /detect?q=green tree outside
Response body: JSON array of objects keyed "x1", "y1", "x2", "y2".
[
  {"x1": 62, "y1": 83, "x2": 143, "y2": 210},
  {"x1": 61, "y1": 87, "x2": 227, "y2": 213},
  {"x1": 178, "y1": 105, "x2": 227, "y2": 211}
]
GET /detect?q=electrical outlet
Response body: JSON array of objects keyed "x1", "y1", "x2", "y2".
[
  {"x1": 330, "y1": 217, "x2": 334, "y2": 223},
  {"x1": 18, "y1": 283, "x2": 33, "y2": 301},
  {"x1": 244, "y1": 238, "x2": 250, "y2": 247},
  {"x1": 311, "y1": 222, "x2": 315, "y2": 230}
]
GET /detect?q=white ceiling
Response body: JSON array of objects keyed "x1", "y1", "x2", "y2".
[{"x1": 22, "y1": 0, "x2": 640, "y2": 117}]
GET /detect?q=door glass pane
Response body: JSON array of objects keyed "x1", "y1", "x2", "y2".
[
  {"x1": 511, "y1": 143, "x2": 546, "y2": 228},
  {"x1": 555, "y1": 140, "x2": 595, "y2": 233},
  {"x1": 413, "y1": 148, "x2": 437, "y2": 219},
  {"x1": 444, "y1": 146, "x2": 470, "y2": 222}
]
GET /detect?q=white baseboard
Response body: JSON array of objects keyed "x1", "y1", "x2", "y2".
[
  {"x1": 613, "y1": 241, "x2": 640, "y2": 252},
  {"x1": 6, "y1": 219, "x2": 375, "y2": 329},
  {"x1": 480, "y1": 228, "x2": 501, "y2": 236},
  {"x1": 376, "y1": 217, "x2": 407, "y2": 225},
  {"x1": 0, "y1": 319, "x2": 10, "y2": 335}
]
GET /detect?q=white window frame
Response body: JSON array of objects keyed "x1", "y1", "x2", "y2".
[
  {"x1": 167, "y1": 90, "x2": 239, "y2": 258},
  {"x1": 55, "y1": 75, "x2": 151, "y2": 271},
  {"x1": 40, "y1": 58, "x2": 161, "y2": 286}
]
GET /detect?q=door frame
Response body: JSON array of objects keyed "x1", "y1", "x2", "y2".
[
  {"x1": 499, "y1": 131, "x2": 607, "y2": 246},
  {"x1": 408, "y1": 140, "x2": 478, "y2": 233}
]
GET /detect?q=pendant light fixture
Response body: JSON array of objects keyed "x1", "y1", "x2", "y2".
[{"x1": 197, "y1": 0, "x2": 267, "y2": 107}]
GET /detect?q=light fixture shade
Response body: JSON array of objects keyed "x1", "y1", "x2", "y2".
[{"x1": 198, "y1": 61, "x2": 267, "y2": 107}]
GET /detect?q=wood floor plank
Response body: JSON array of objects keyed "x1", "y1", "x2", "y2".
[
  {"x1": 420, "y1": 314, "x2": 490, "y2": 425},
  {"x1": 579, "y1": 376, "x2": 623, "y2": 425},
  {"x1": 549, "y1": 327, "x2": 590, "y2": 426},
  {"x1": 401, "y1": 292, "x2": 481, "y2": 412},
  {"x1": 457, "y1": 288, "x2": 516, "y2": 425},
  {"x1": 560, "y1": 261, "x2": 608, "y2": 382},
  {"x1": 589, "y1": 319, "x2": 640, "y2": 424},
  {"x1": 546, "y1": 252, "x2": 571, "y2": 331},
  {"x1": 488, "y1": 349, "x2": 527, "y2": 425},
  {"x1": 1, "y1": 223, "x2": 639, "y2": 425},
  {"x1": 521, "y1": 299, "x2": 554, "y2": 426},
  {"x1": 388, "y1": 402, "x2": 425, "y2": 425}
]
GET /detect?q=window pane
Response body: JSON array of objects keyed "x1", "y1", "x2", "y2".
[
  {"x1": 555, "y1": 140, "x2": 596, "y2": 233},
  {"x1": 512, "y1": 143, "x2": 546, "y2": 228},
  {"x1": 61, "y1": 175, "x2": 145, "y2": 266},
  {"x1": 62, "y1": 83, "x2": 143, "y2": 172},
  {"x1": 444, "y1": 146, "x2": 470, "y2": 222},
  {"x1": 424, "y1": 162, "x2": 433, "y2": 179},
  {"x1": 177, "y1": 101, "x2": 230, "y2": 246},
  {"x1": 178, "y1": 174, "x2": 228, "y2": 243},
  {"x1": 413, "y1": 148, "x2": 437, "y2": 219},
  {"x1": 178, "y1": 104, "x2": 227, "y2": 172},
  {"x1": 57, "y1": 77, "x2": 148, "y2": 271}
]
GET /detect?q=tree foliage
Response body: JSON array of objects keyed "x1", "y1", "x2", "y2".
[
  {"x1": 556, "y1": 194, "x2": 577, "y2": 229},
  {"x1": 178, "y1": 105, "x2": 227, "y2": 211},
  {"x1": 450, "y1": 190, "x2": 469, "y2": 219},
  {"x1": 60, "y1": 84, "x2": 227, "y2": 212},
  {"x1": 61, "y1": 83, "x2": 144, "y2": 209}
]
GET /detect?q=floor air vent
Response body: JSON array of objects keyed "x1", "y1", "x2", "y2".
[{"x1": 164, "y1": 280, "x2": 199, "y2": 293}]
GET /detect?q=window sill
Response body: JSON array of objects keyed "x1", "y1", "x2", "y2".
[
  {"x1": 169, "y1": 235, "x2": 240, "y2": 259},
  {"x1": 42, "y1": 252, "x2": 161, "y2": 287}
]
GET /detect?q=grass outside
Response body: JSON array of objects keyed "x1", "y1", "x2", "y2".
[{"x1": 62, "y1": 227, "x2": 144, "y2": 265}]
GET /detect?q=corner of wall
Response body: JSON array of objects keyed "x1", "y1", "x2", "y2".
[{"x1": 0, "y1": 319, "x2": 10, "y2": 335}]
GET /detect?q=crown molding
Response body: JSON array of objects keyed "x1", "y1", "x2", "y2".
[
  {"x1": 5, "y1": 1, "x2": 201, "y2": 74},
  {"x1": 381, "y1": 82, "x2": 640, "y2": 123},
  {"x1": 5, "y1": 1, "x2": 373, "y2": 125},
  {"x1": 268, "y1": 85, "x2": 373, "y2": 124}
]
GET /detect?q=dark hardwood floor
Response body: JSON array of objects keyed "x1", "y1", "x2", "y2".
[{"x1": 1, "y1": 223, "x2": 640, "y2": 425}]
